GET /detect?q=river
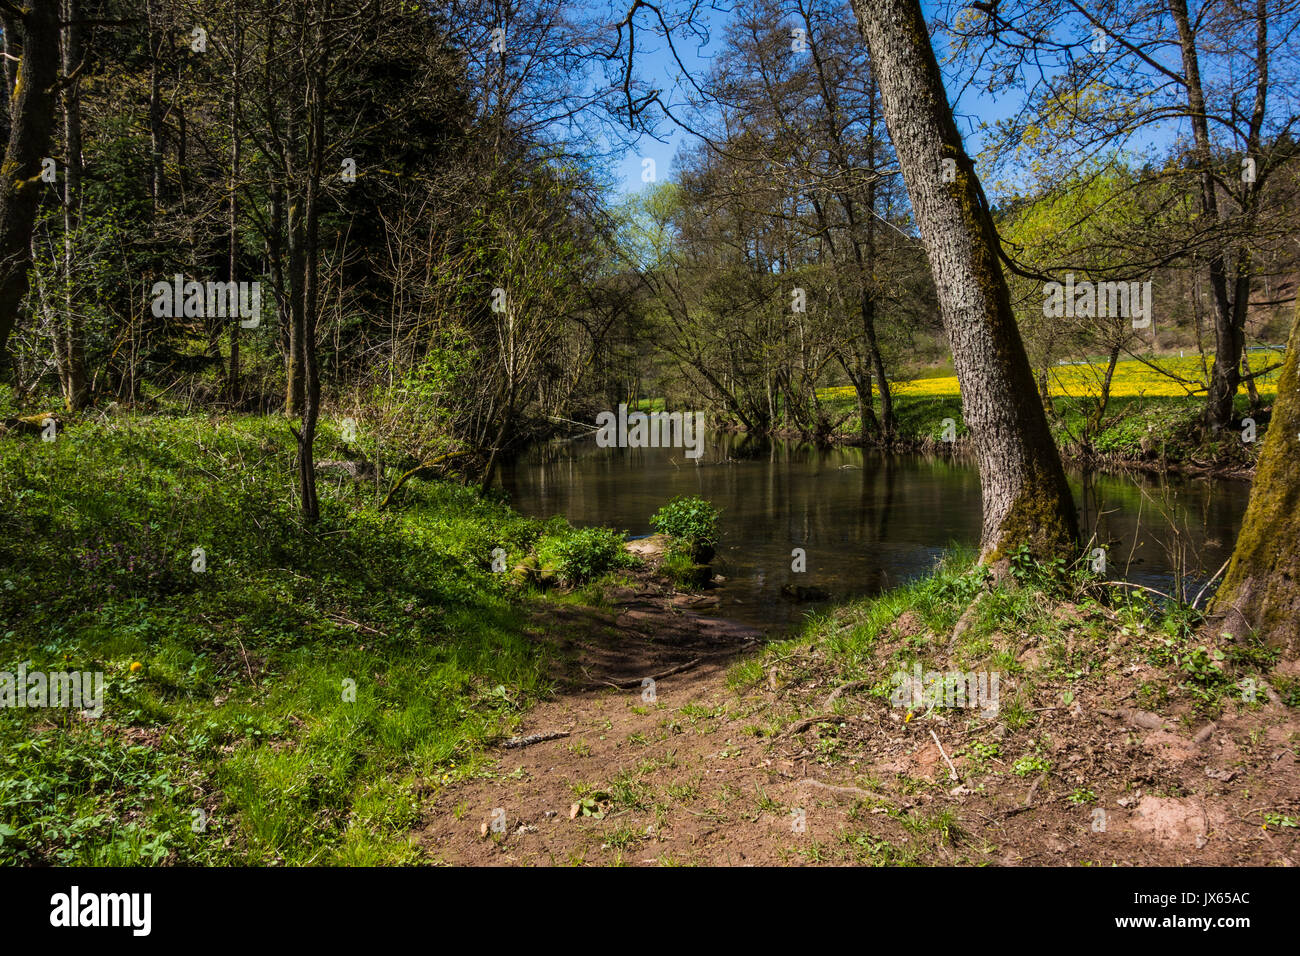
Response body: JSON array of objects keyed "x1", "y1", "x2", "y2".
[{"x1": 500, "y1": 433, "x2": 1250, "y2": 632}]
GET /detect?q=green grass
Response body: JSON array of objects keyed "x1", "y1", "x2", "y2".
[{"x1": 0, "y1": 412, "x2": 620, "y2": 865}]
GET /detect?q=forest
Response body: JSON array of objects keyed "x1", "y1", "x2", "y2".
[{"x1": 0, "y1": 0, "x2": 1297, "y2": 880}]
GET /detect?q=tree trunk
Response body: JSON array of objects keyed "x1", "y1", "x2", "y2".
[
  {"x1": 850, "y1": 0, "x2": 1078, "y2": 561},
  {"x1": 1037, "y1": 366, "x2": 1054, "y2": 417},
  {"x1": 0, "y1": 0, "x2": 61, "y2": 373},
  {"x1": 1169, "y1": 0, "x2": 1248, "y2": 434},
  {"x1": 1209, "y1": 296, "x2": 1300, "y2": 649},
  {"x1": 56, "y1": 0, "x2": 88, "y2": 411},
  {"x1": 286, "y1": 196, "x2": 305, "y2": 416},
  {"x1": 146, "y1": 0, "x2": 166, "y2": 211},
  {"x1": 861, "y1": 285, "x2": 893, "y2": 440},
  {"x1": 227, "y1": 14, "x2": 242, "y2": 400},
  {"x1": 1241, "y1": 347, "x2": 1261, "y2": 409},
  {"x1": 294, "y1": 12, "x2": 325, "y2": 525},
  {"x1": 838, "y1": 351, "x2": 877, "y2": 445},
  {"x1": 1, "y1": 13, "x2": 17, "y2": 137},
  {"x1": 1088, "y1": 345, "x2": 1121, "y2": 439}
]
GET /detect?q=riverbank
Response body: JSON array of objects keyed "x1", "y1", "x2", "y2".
[
  {"x1": 422, "y1": 552, "x2": 1300, "y2": 866},
  {"x1": 4, "y1": 413, "x2": 1295, "y2": 866}
]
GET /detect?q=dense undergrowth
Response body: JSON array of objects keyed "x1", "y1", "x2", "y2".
[{"x1": 0, "y1": 412, "x2": 633, "y2": 865}]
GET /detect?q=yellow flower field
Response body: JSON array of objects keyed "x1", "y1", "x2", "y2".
[{"x1": 822, "y1": 353, "x2": 1282, "y2": 401}]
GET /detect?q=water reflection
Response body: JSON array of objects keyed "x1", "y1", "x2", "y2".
[{"x1": 500, "y1": 433, "x2": 1251, "y2": 632}]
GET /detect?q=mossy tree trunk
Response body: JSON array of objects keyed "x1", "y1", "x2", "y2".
[
  {"x1": 0, "y1": 0, "x2": 61, "y2": 375},
  {"x1": 1209, "y1": 297, "x2": 1300, "y2": 649},
  {"x1": 849, "y1": 0, "x2": 1077, "y2": 560}
]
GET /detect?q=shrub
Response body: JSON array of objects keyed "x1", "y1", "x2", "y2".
[
  {"x1": 649, "y1": 496, "x2": 720, "y2": 556},
  {"x1": 535, "y1": 526, "x2": 629, "y2": 586}
]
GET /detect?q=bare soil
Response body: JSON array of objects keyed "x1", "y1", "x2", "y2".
[{"x1": 415, "y1": 571, "x2": 1300, "y2": 867}]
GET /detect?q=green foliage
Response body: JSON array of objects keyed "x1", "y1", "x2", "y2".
[
  {"x1": 535, "y1": 526, "x2": 632, "y2": 586},
  {"x1": 1008, "y1": 543, "x2": 1068, "y2": 590},
  {"x1": 659, "y1": 546, "x2": 705, "y2": 590},
  {"x1": 1272, "y1": 674, "x2": 1300, "y2": 708},
  {"x1": 1012, "y1": 754, "x2": 1051, "y2": 777},
  {"x1": 0, "y1": 414, "x2": 629, "y2": 865},
  {"x1": 649, "y1": 496, "x2": 721, "y2": 551},
  {"x1": 1176, "y1": 645, "x2": 1229, "y2": 686}
]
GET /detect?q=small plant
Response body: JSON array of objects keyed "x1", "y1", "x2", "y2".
[
  {"x1": 1272, "y1": 674, "x2": 1300, "y2": 708},
  {"x1": 649, "y1": 496, "x2": 720, "y2": 560},
  {"x1": 963, "y1": 740, "x2": 1000, "y2": 772},
  {"x1": 660, "y1": 543, "x2": 710, "y2": 589},
  {"x1": 1008, "y1": 543, "x2": 1068, "y2": 589},
  {"x1": 1068, "y1": 788, "x2": 1097, "y2": 805},
  {"x1": 1177, "y1": 645, "x2": 1229, "y2": 686},
  {"x1": 1013, "y1": 754, "x2": 1051, "y2": 777},
  {"x1": 571, "y1": 797, "x2": 605, "y2": 819}
]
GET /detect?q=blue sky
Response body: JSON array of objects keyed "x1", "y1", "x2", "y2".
[{"x1": 609, "y1": 1, "x2": 1021, "y2": 195}]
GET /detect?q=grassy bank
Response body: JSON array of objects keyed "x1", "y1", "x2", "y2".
[
  {"x1": 734, "y1": 550, "x2": 1296, "y2": 724},
  {"x1": 713, "y1": 554, "x2": 1300, "y2": 865},
  {"x1": 0, "y1": 412, "x2": 633, "y2": 865}
]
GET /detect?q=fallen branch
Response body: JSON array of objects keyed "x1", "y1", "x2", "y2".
[
  {"x1": 784, "y1": 713, "x2": 856, "y2": 736},
  {"x1": 502, "y1": 731, "x2": 570, "y2": 750},
  {"x1": 1025, "y1": 772, "x2": 1045, "y2": 807},
  {"x1": 592, "y1": 658, "x2": 704, "y2": 690},
  {"x1": 824, "y1": 679, "x2": 872, "y2": 708},
  {"x1": 930, "y1": 729, "x2": 959, "y2": 782},
  {"x1": 1004, "y1": 773, "x2": 1047, "y2": 816},
  {"x1": 327, "y1": 613, "x2": 387, "y2": 637},
  {"x1": 796, "y1": 778, "x2": 878, "y2": 801},
  {"x1": 1099, "y1": 707, "x2": 1165, "y2": 730},
  {"x1": 378, "y1": 451, "x2": 474, "y2": 511},
  {"x1": 1191, "y1": 558, "x2": 1232, "y2": 610},
  {"x1": 1101, "y1": 580, "x2": 1173, "y2": 602}
]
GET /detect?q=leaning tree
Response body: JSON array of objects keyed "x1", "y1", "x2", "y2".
[
  {"x1": 849, "y1": 0, "x2": 1078, "y2": 560},
  {"x1": 1210, "y1": 294, "x2": 1300, "y2": 649}
]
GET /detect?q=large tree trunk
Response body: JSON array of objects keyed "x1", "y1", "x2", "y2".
[
  {"x1": 850, "y1": 0, "x2": 1077, "y2": 560},
  {"x1": 0, "y1": 0, "x2": 62, "y2": 373},
  {"x1": 1209, "y1": 296, "x2": 1300, "y2": 650}
]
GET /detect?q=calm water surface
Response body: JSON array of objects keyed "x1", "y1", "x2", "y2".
[{"x1": 500, "y1": 433, "x2": 1250, "y2": 633}]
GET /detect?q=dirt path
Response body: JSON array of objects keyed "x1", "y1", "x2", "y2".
[{"x1": 415, "y1": 573, "x2": 1300, "y2": 866}]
